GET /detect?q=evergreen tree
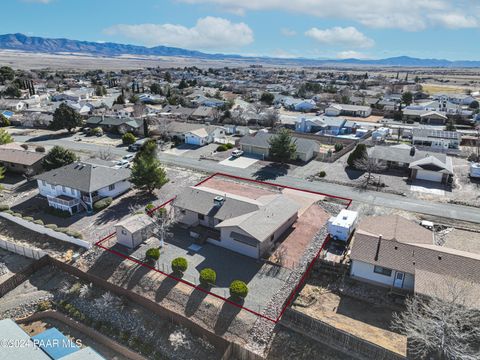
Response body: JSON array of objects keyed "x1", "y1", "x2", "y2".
[
  {"x1": 268, "y1": 129, "x2": 297, "y2": 163},
  {"x1": 131, "y1": 140, "x2": 168, "y2": 193},
  {"x1": 50, "y1": 103, "x2": 83, "y2": 132},
  {"x1": 347, "y1": 144, "x2": 367, "y2": 168},
  {"x1": 42, "y1": 146, "x2": 78, "y2": 171},
  {"x1": 0, "y1": 129, "x2": 13, "y2": 145}
]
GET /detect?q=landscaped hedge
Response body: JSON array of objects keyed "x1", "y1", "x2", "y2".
[
  {"x1": 171, "y1": 257, "x2": 188, "y2": 273},
  {"x1": 229, "y1": 280, "x2": 248, "y2": 299},
  {"x1": 33, "y1": 219, "x2": 44, "y2": 225},
  {"x1": 199, "y1": 268, "x2": 216, "y2": 287},
  {"x1": 216, "y1": 144, "x2": 228, "y2": 152},
  {"x1": 45, "y1": 224, "x2": 58, "y2": 230},
  {"x1": 93, "y1": 197, "x2": 112, "y2": 212}
]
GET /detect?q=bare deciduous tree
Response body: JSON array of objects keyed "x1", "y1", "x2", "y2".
[
  {"x1": 353, "y1": 153, "x2": 387, "y2": 188},
  {"x1": 92, "y1": 148, "x2": 114, "y2": 161},
  {"x1": 392, "y1": 280, "x2": 480, "y2": 360}
]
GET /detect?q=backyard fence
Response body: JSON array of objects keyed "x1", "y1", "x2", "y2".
[
  {"x1": 0, "y1": 238, "x2": 46, "y2": 260},
  {"x1": 280, "y1": 308, "x2": 406, "y2": 360},
  {"x1": 0, "y1": 212, "x2": 92, "y2": 249},
  {"x1": 0, "y1": 255, "x2": 50, "y2": 298}
]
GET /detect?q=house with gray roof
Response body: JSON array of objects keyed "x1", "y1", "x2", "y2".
[
  {"x1": 36, "y1": 162, "x2": 131, "y2": 214},
  {"x1": 412, "y1": 128, "x2": 461, "y2": 150},
  {"x1": 349, "y1": 215, "x2": 480, "y2": 307},
  {"x1": 174, "y1": 186, "x2": 300, "y2": 258},
  {"x1": 368, "y1": 144, "x2": 453, "y2": 184},
  {"x1": 0, "y1": 147, "x2": 45, "y2": 175},
  {"x1": 86, "y1": 116, "x2": 144, "y2": 135},
  {"x1": 239, "y1": 131, "x2": 319, "y2": 162}
]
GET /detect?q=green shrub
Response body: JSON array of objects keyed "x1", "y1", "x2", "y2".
[
  {"x1": 23, "y1": 216, "x2": 34, "y2": 222},
  {"x1": 57, "y1": 227, "x2": 69, "y2": 233},
  {"x1": 93, "y1": 197, "x2": 112, "y2": 211},
  {"x1": 199, "y1": 268, "x2": 216, "y2": 287},
  {"x1": 146, "y1": 248, "x2": 160, "y2": 261},
  {"x1": 37, "y1": 300, "x2": 52, "y2": 312},
  {"x1": 12, "y1": 212, "x2": 22, "y2": 218},
  {"x1": 225, "y1": 143, "x2": 234, "y2": 149},
  {"x1": 122, "y1": 132, "x2": 137, "y2": 145},
  {"x1": 33, "y1": 219, "x2": 44, "y2": 225},
  {"x1": 45, "y1": 224, "x2": 58, "y2": 230},
  {"x1": 334, "y1": 143, "x2": 344, "y2": 152},
  {"x1": 145, "y1": 203, "x2": 155, "y2": 212},
  {"x1": 229, "y1": 280, "x2": 248, "y2": 299},
  {"x1": 216, "y1": 144, "x2": 228, "y2": 152},
  {"x1": 0, "y1": 204, "x2": 9, "y2": 211},
  {"x1": 35, "y1": 146, "x2": 46, "y2": 153},
  {"x1": 319, "y1": 171, "x2": 326, "y2": 178},
  {"x1": 171, "y1": 257, "x2": 188, "y2": 273},
  {"x1": 3, "y1": 209, "x2": 13, "y2": 215}
]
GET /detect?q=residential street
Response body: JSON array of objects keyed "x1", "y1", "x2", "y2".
[{"x1": 16, "y1": 133, "x2": 480, "y2": 224}]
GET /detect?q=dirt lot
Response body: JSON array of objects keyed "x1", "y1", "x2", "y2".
[
  {"x1": 293, "y1": 275, "x2": 407, "y2": 356},
  {"x1": 0, "y1": 249, "x2": 34, "y2": 283}
]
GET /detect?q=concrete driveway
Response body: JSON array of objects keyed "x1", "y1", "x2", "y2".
[
  {"x1": 219, "y1": 155, "x2": 261, "y2": 169},
  {"x1": 410, "y1": 181, "x2": 446, "y2": 196}
]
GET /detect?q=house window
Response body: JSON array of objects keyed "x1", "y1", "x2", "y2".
[
  {"x1": 109, "y1": 184, "x2": 115, "y2": 191},
  {"x1": 374, "y1": 266, "x2": 392, "y2": 277},
  {"x1": 198, "y1": 214, "x2": 205, "y2": 220},
  {"x1": 41, "y1": 180, "x2": 46, "y2": 186},
  {"x1": 121, "y1": 229, "x2": 127, "y2": 235}
]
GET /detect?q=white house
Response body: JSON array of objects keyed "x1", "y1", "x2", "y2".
[
  {"x1": 184, "y1": 126, "x2": 226, "y2": 146},
  {"x1": 36, "y1": 162, "x2": 131, "y2": 214},
  {"x1": 174, "y1": 186, "x2": 300, "y2": 259},
  {"x1": 349, "y1": 215, "x2": 480, "y2": 300},
  {"x1": 115, "y1": 214, "x2": 155, "y2": 248},
  {"x1": 412, "y1": 128, "x2": 461, "y2": 150},
  {"x1": 325, "y1": 104, "x2": 372, "y2": 118}
]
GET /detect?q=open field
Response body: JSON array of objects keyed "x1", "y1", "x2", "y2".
[{"x1": 421, "y1": 83, "x2": 470, "y2": 94}]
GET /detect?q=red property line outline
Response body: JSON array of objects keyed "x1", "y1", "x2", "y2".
[{"x1": 95, "y1": 173, "x2": 352, "y2": 323}]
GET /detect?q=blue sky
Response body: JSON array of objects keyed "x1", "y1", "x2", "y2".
[{"x1": 2, "y1": 0, "x2": 480, "y2": 60}]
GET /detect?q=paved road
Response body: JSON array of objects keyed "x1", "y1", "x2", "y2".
[{"x1": 14, "y1": 133, "x2": 480, "y2": 223}]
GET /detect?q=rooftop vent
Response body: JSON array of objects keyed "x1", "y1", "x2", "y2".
[{"x1": 214, "y1": 196, "x2": 225, "y2": 207}]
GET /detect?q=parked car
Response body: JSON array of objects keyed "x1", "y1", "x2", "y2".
[
  {"x1": 123, "y1": 154, "x2": 135, "y2": 161},
  {"x1": 114, "y1": 160, "x2": 130, "y2": 168},
  {"x1": 231, "y1": 149, "x2": 244, "y2": 158},
  {"x1": 128, "y1": 138, "x2": 148, "y2": 152}
]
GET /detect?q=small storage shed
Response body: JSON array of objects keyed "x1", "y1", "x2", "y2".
[
  {"x1": 115, "y1": 214, "x2": 155, "y2": 248},
  {"x1": 327, "y1": 209, "x2": 358, "y2": 241}
]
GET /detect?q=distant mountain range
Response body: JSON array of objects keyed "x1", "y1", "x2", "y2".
[{"x1": 1, "y1": 33, "x2": 480, "y2": 68}]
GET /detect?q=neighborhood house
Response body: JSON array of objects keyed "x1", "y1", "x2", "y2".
[{"x1": 36, "y1": 162, "x2": 131, "y2": 214}]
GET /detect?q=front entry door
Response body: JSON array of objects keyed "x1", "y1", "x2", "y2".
[{"x1": 393, "y1": 271, "x2": 405, "y2": 288}]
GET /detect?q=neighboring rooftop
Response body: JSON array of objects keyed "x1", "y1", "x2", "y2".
[{"x1": 0, "y1": 147, "x2": 45, "y2": 165}]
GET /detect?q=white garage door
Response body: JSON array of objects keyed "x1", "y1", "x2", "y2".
[{"x1": 416, "y1": 170, "x2": 443, "y2": 182}]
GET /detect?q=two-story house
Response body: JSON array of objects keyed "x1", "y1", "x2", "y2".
[{"x1": 35, "y1": 162, "x2": 131, "y2": 214}]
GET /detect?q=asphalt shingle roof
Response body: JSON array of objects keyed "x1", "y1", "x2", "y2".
[{"x1": 36, "y1": 162, "x2": 130, "y2": 193}]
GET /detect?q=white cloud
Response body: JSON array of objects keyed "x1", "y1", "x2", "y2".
[
  {"x1": 104, "y1": 17, "x2": 254, "y2": 50},
  {"x1": 336, "y1": 50, "x2": 370, "y2": 59},
  {"x1": 305, "y1": 26, "x2": 374, "y2": 48},
  {"x1": 281, "y1": 28, "x2": 297, "y2": 37},
  {"x1": 428, "y1": 13, "x2": 479, "y2": 29},
  {"x1": 179, "y1": 0, "x2": 480, "y2": 31}
]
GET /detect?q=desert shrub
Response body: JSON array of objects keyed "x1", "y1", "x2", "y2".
[
  {"x1": 37, "y1": 300, "x2": 52, "y2": 312},
  {"x1": 35, "y1": 146, "x2": 46, "y2": 153},
  {"x1": 145, "y1": 203, "x2": 155, "y2": 212},
  {"x1": 319, "y1": 171, "x2": 326, "y2": 178},
  {"x1": 122, "y1": 132, "x2": 137, "y2": 145},
  {"x1": 334, "y1": 143, "x2": 344, "y2": 152},
  {"x1": 199, "y1": 268, "x2": 216, "y2": 287},
  {"x1": 93, "y1": 197, "x2": 112, "y2": 211},
  {"x1": 23, "y1": 216, "x2": 34, "y2": 222},
  {"x1": 0, "y1": 204, "x2": 9, "y2": 211},
  {"x1": 66, "y1": 230, "x2": 83, "y2": 239},
  {"x1": 91, "y1": 127, "x2": 103, "y2": 136},
  {"x1": 171, "y1": 257, "x2": 188, "y2": 273},
  {"x1": 146, "y1": 248, "x2": 160, "y2": 261},
  {"x1": 33, "y1": 219, "x2": 44, "y2": 225},
  {"x1": 229, "y1": 280, "x2": 248, "y2": 299},
  {"x1": 57, "y1": 227, "x2": 69, "y2": 233},
  {"x1": 216, "y1": 144, "x2": 228, "y2": 152},
  {"x1": 3, "y1": 209, "x2": 13, "y2": 215},
  {"x1": 45, "y1": 224, "x2": 58, "y2": 230},
  {"x1": 12, "y1": 212, "x2": 22, "y2": 218}
]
